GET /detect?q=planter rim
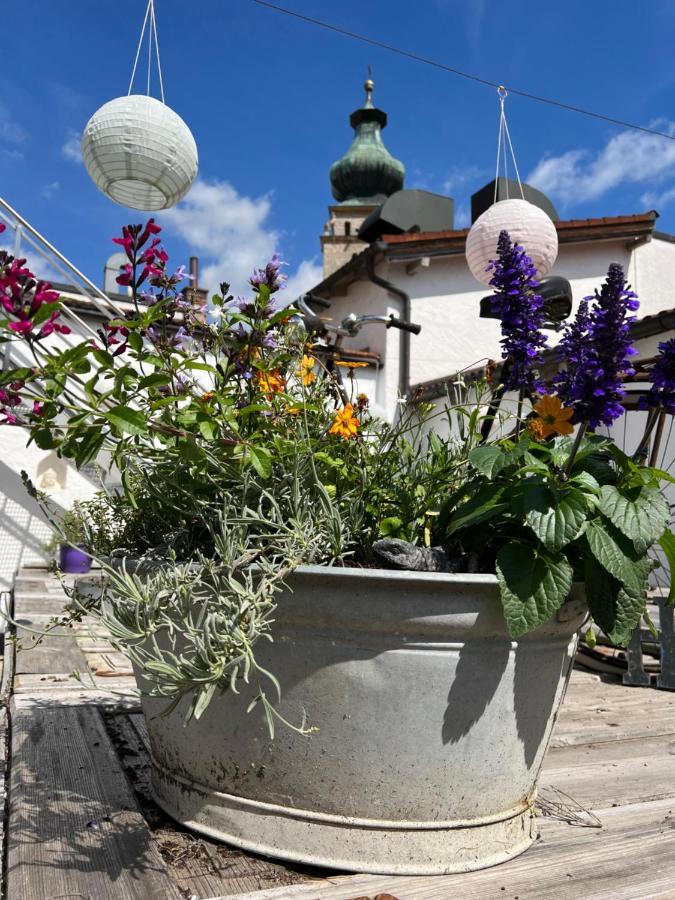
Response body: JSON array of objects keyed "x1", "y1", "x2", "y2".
[
  {"x1": 291, "y1": 563, "x2": 499, "y2": 585},
  {"x1": 108, "y1": 556, "x2": 500, "y2": 586}
]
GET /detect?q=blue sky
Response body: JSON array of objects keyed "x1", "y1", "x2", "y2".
[{"x1": 4, "y1": 0, "x2": 675, "y2": 297}]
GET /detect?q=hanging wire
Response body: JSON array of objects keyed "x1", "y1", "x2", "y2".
[
  {"x1": 150, "y1": 0, "x2": 166, "y2": 103},
  {"x1": 495, "y1": 87, "x2": 525, "y2": 200},
  {"x1": 128, "y1": 0, "x2": 152, "y2": 95},
  {"x1": 127, "y1": 0, "x2": 165, "y2": 103},
  {"x1": 251, "y1": 0, "x2": 675, "y2": 143}
]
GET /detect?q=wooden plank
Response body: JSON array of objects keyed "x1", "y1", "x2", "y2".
[
  {"x1": 14, "y1": 672, "x2": 137, "y2": 692},
  {"x1": 550, "y1": 678, "x2": 675, "y2": 747},
  {"x1": 15, "y1": 627, "x2": 88, "y2": 676},
  {"x1": 13, "y1": 690, "x2": 140, "y2": 711},
  {"x1": 7, "y1": 702, "x2": 182, "y2": 900},
  {"x1": 215, "y1": 797, "x2": 675, "y2": 900},
  {"x1": 541, "y1": 732, "x2": 675, "y2": 809},
  {"x1": 13, "y1": 593, "x2": 73, "y2": 617}
]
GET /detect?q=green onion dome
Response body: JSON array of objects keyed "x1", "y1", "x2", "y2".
[{"x1": 330, "y1": 79, "x2": 405, "y2": 205}]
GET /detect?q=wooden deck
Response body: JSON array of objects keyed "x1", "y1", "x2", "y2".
[{"x1": 2, "y1": 567, "x2": 675, "y2": 900}]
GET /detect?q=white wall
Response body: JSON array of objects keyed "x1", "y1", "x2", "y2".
[{"x1": 322, "y1": 236, "x2": 675, "y2": 421}]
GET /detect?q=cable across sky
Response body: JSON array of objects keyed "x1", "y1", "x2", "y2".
[{"x1": 251, "y1": 0, "x2": 675, "y2": 143}]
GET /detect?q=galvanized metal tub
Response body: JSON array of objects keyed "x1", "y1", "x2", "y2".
[{"x1": 134, "y1": 566, "x2": 586, "y2": 875}]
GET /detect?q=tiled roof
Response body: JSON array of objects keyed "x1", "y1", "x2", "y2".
[{"x1": 381, "y1": 211, "x2": 659, "y2": 252}]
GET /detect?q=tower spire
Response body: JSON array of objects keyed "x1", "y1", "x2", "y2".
[{"x1": 329, "y1": 77, "x2": 405, "y2": 205}]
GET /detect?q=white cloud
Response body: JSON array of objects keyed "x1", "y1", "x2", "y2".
[
  {"x1": 62, "y1": 131, "x2": 83, "y2": 163},
  {"x1": 285, "y1": 258, "x2": 323, "y2": 299},
  {"x1": 442, "y1": 164, "x2": 485, "y2": 196},
  {"x1": 0, "y1": 103, "x2": 28, "y2": 159},
  {"x1": 454, "y1": 203, "x2": 471, "y2": 229},
  {"x1": 527, "y1": 121, "x2": 675, "y2": 208},
  {"x1": 0, "y1": 104, "x2": 28, "y2": 145},
  {"x1": 160, "y1": 178, "x2": 321, "y2": 298},
  {"x1": 42, "y1": 181, "x2": 60, "y2": 199}
]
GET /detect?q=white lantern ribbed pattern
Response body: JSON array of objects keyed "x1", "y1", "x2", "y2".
[
  {"x1": 465, "y1": 199, "x2": 559, "y2": 287},
  {"x1": 81, "y1": 95, "x2": 198, "y2": 211}
]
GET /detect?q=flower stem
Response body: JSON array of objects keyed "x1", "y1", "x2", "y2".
[{"x1": 564, "y1": 422, "x2": 588, "y2": 476}]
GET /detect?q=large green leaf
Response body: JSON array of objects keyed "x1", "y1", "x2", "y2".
[
  {"x1": 657, "y1": 529, "x2": 675, "y2": 605},
  {"x1": 584, "y1": 555, "x2": 648, "y2": 646},
  {"x1": 442, "y1": 485, "x2": 509, "y2": 537},
  {"x1": 524, "y1": 485, "x2": 588, "y2": 552},
  {"x1": 104, "y1": 405, "x2": 148, "y2": 436},
  {"x1": 585, "y1": 519, "x2": 644, "y2": 588},
  {"x1": 249, "y1": 445, "x2": 272, "y2": 479},
  {"x1": 496, "y1": 542, "x2": 573, "y2": 638},
  {"x1": 598, "y1": 485, "x2": 670, "y2": 550},
  {"x1": 468, "y1": 446, "x2": 508, "y2": 479}
]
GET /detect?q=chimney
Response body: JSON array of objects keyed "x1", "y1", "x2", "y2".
[
  {"x1": 184, "y1": 256, "x2": 208, "y2": 322},
  {"x1": 189, "y1": 256, "x2": 199, "y2": 290}
]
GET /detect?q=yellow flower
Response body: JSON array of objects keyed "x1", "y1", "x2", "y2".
[
  {"x1": 286, "y1": 405, "x2": 301, "y2": 416},
  {"x1": 329, "y1": 403, "x2": 360, "y2": 440},
  {"x1": 200, "y1": 391, "x2": 215, "y2": 403},
  {"x1": 334, "y1": 360, "x2": 368, "y2": 368},
  {"x1": 297, "y1": 354, "x2": 316, "y2": 386},
  {"x1": 530, "y1": 395, "x2": 574, "y2": 439},
  {"x1": 256, "y1": 369, "x2": 286, "y2": 398}
]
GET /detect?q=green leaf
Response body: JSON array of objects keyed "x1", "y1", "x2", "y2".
[
  {"x1": 648, "y1": 467, "x2": 675, "y2": 485},
  {"x1": 139, "y1": 373, "x2": 171, "y2": 390},
  {"x1": 197, "y1": 415, "x2": 218, "y2": 441},
  {"x1": 524, "y1": 486, "x2": 588, "y2": 552},
  {"x1": 598, "y1": 485, "x2": 670, "y2": 551},
  {"x1": 104, "y1": 405, "x2": 148, "y2": 436},
  {"x1": 584, "y1": 519, "x2": 647, "y2": 589},
  {"x1": 584, "y1": 555, "x2": 648, "y2": 646},
  {"x1": 657, "y1": 529, "x2": 675, "y2": 605},
  {"x1": 91, "y1": 348, "x2": 114, "y2": 369},
  {"x1": 249, "y1": 445, "x2": 272, "y2": 479},
  {"x1": 496, "y1": 542, "x2": 573, "y2": 638},
  {"x1": 378, "y1": 516, "x2": 404, "y2": 537},
  {"x1": 468, "y1": 445, "x2": 508, "y2": 479},
  {"x1": 127, "y1": 331, "x2": 143, "y2": 353},
  {"x1": 442, "y1": 485, "x2": 509, "y2": 537}
]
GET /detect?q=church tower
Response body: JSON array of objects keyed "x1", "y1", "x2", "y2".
[{"x1": 322, "y1": 79, "x2": 405, "y2": 278}]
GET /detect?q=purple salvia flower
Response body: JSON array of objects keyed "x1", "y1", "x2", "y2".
[
  {"x1": 639, "y1": 337, "x2": 675, "y2": 415},
  {"x1": 487, "y1": 230, "x2": 548, "y2": 394},
  {"x1": 249, "y1": 253, "x2": 288, "y2": 294},
  {"x1": 556, "y1": 263, "x2": 638, "y2": 429}
]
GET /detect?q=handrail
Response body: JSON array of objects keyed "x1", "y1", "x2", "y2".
[{"x1": 0, "y1": 195, "x2": 126, "y2": 324}]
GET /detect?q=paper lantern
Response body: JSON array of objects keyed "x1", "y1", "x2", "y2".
[
  {"x1": 465, "y1": 199, "x2": 558, "y2": 287},
  {"x1": 81, "y1": 95, "x2": 198, "y2": 211}
]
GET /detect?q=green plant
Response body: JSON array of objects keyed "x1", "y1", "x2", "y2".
[{"x1": 2, "y1": 219, "x2": 673, "y2": 732}]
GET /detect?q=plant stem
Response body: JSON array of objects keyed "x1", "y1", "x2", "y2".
[
  {"x1": 564, "y1": 422, "x2": 588, "y2": 476},
  {"x1": 634, "y1": 407, "x2": 660, "y2": 462}
]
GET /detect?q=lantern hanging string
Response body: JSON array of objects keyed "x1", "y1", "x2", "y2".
[
  {"x1": 128, "y1": 0, "x2": 165, "y2": 103},
  {"x1": 494, "y1": 87, "x2": 524, "y2": 204}
]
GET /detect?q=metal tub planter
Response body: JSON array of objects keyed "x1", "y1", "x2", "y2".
[{"x1": 134, "y1": 565, "x2": 587, "y2": 875}]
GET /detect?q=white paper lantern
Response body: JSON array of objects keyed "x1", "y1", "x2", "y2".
[
  {"x1": 465, "y1": 199, "x2": 558, "y2": 286},
  {"x1": 81, "y1": 95, "x2": 198, "y2": 211}
]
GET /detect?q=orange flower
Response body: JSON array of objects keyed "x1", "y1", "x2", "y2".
[
  {"x1": 329, "y1": 403, "x2": 360, "y2": 440},
  {"x1": 285, "y1": 405, "x2": 301, "y2": 416},
  {"x1": 200, "y1": 391, "x2": 215, "y2": 403},
  {"x1": 356, "y1": 392, "x2": 369, "y2": 410},
  {"x1": 297, "y1": 354, "x2": 316, "y2": 386},
  {"x1": 334, "y1": 360, "x2": 368, "y2": 369},
  {"x1": 530, "y1": 395, "x2": 574, "y2": 439},
  {"x1": 256, "y1": 369, "x2": 286, "y2": 398}
]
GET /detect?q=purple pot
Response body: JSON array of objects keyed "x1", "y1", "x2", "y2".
[{"x1": 58, "y1": 544, "x2": 92, "y2": 574}]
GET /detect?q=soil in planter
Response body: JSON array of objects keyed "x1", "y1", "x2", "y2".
[{"x1": 102, "y1": 710, "x2": 340, "y2": 896}]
